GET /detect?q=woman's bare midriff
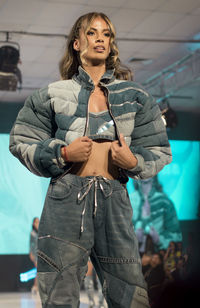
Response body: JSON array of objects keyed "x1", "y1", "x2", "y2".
[
  {"x1": 70, "y1": 84, "x2": 119, "y2": 179},
  {"x1": 70, "y1": 139, "x2": 119, "y2": 179}
]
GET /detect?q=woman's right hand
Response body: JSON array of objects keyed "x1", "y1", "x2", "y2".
[{"x1": 61, "y1": 136, "x2": 93, "y2": 162}]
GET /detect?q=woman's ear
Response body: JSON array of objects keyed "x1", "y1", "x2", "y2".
[{"x1": 73, "y1": 39, "x2": 80, "y2": 51}]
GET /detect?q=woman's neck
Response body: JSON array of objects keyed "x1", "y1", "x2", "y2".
[{"x1": 82, "y1": 64, "x2": 106, "y2": 86}]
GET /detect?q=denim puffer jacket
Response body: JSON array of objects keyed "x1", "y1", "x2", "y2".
[{"x1": 9, "y1": 66, "x2": 172, "y2": 180}]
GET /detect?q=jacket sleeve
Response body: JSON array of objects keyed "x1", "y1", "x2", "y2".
[
  {"x1": 125, "y1": 89, "x2": 172, "y2": 179},
  {"x1": 9, "y1": 88, "x2": 71, "y2": 178}
]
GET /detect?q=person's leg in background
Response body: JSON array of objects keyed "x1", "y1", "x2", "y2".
[
  {"x1": 84, "y1": 259, "x2": 105, "y2": 308},
  {"x1": 97, "y1": 275, "x2": 105, "y2": 308},
  {"x1": 84, "y1": 260, "x2": 96, "y2": 308}
]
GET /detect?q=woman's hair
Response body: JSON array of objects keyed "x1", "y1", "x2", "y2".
[{"x1": 59, "y1": 12, "x2": 133, "y2": 81}]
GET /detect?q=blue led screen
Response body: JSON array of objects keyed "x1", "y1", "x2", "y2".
[
  {"x1": 0, "y1": 135, "x2": 199, "y2": 254},
  {"x1": 127, "y1": 140, "x2": 200, "y2": 221},
  {"x1": 0, "y1": 134, "x2": 49, "y2": 254}
]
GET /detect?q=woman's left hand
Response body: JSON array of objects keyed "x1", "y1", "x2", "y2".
[{"x1": 111, "y1": 134, "x2": 138, "y2": 169}]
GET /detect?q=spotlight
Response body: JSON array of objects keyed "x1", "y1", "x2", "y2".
[{"x1": 0, "y1": 37, "x2": 22, "y2": 91}]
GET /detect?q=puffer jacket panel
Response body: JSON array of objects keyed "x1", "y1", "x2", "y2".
[
  {"x1": 48, "y1": 79, "x2": 88, "y2": 144},
  {"x1": 9, "y1": 66, "x2": 172, "y2": 179}
]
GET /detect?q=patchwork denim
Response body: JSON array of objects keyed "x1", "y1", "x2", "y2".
[{"x1": 37, "y1": 174, "x2": 149, "y2": 308}]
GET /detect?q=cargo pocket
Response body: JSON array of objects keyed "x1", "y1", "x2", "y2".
[
  {"x1": 132, "y1": 286, "x2": 150, "y2": 308},
  {"x1": 48, "y1": 178, "x2": 72, "y2": 200},
  {"x1": 46, "y1": 179, "x2": 81, "y2": 240},
  {"x1": 37, "y1": 237, "x2": 62, "y2": 273}
]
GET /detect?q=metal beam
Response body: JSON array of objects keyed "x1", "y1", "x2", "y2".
[{"x1": 0, "y1": 30, "x2": 200, "y2": 44}]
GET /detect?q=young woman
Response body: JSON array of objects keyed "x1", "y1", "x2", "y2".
[
  {"x1": 29, "y1": 217, "x2": 39, "y2": 294},
  {"x1": 9, "y1": 12, "x2": 172, "y2": 308}
]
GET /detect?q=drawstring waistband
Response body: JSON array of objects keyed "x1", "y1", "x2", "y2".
[{"x1": 77, "y1": 176, "x2": 113, "y2": 237}]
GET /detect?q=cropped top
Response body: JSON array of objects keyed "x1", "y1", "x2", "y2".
[{"x1": 87, "y1": 110, "x2": 116, "y2": 141}]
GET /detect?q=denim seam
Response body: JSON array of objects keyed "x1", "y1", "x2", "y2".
[
  {"x1": 37, "y1": 249, "x2": 61, "y2": 272},
  {"x1": 38, "y1": 234, "x2": 88, "y2": 253},
  {"x1": 97, "y1": 255, "x2": 140, "y2": 264}
]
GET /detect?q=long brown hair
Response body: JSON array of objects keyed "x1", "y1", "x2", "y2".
[{"x1": 59, "y1": 12, "x2": 133, "y2": 81}]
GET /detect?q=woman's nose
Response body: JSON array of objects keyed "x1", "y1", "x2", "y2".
[
  {"x1": 96, "y1": 39, "x2": 104, "y2": 43},
  {"x1": 95, "y1": 35, "x2": 104, "y2": 42}
]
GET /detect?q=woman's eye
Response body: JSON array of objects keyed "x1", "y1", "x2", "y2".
[
  {"x1": 87, "y1": 31, "x2": 94, "y2": 35},
  {"x1": 104, "y1": 32, "x2": 111, "y2": 37}
]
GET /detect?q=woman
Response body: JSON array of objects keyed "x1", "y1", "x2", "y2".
[
  {"x1": 144, "y1": 253, "x2": 165, "y2": 306},
  {"x1": 131, "y1": 176, "x2": 182, "y2": 253},
  {"x1": 164, "y1": 241, "x2": 177, "y2": 271},
  {"x1": 9, "y1": 12, "x2": 172, "y2": 308},
  {"x1": 29, "y1": 217, "x2": 39, "y2": 294}
]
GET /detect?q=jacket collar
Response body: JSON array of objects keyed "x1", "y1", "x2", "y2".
[{"x1": 73, "y1": 66, "x2": 115, "y2": 89}]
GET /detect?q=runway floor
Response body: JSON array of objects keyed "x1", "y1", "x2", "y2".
[{"x1": 0, "y1": 291, "x2": 107, "y2": 308}]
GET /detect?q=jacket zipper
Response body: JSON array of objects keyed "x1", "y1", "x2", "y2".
[
  {"x1": 100, "y1": 84, "x2": 122, "y2": 146},
  {"x1": 83, "y1": 88, "x2": 94, "y2": 136},
  {"x1": 100, "y1": 83, "x2": 129, "y2": 184}
]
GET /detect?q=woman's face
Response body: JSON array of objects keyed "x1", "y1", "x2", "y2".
[
  {"x1": 150, "y1": 254, "x2": 161, "y2": 267},
  {"x1": 73, "y1": 17, "x2": 111, "y2": 66},
  {"x1": 169, "y1": 241, "x2": 175, "y2": 251},
  {"x1": 34, "y1": 218, "x2": 39, "y2": 230}
]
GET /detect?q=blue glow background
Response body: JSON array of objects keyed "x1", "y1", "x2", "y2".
[
  {"x1": 0, "y1": 134, "x2": 199, "y2": 254},
  {"x1": 127, "y1": 140, "x2": 200, "y2": 221},
  {"x1": 0, "y1": 134, "x2": 49, "y2": 254}
]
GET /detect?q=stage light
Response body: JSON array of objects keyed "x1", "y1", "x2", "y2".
[
  {"x1": 0, "y1": 35, "x2": 22, "y2": 91},
  {"x1": 20, "y1": 268, "x2": 37, "y2": 282}
]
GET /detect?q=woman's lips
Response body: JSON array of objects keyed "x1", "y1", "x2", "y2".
[{"x1": 94, "y1": 46, "x2": 105, "y2": 52}]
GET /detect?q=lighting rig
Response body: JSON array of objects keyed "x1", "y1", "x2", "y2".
[{"x1": 0, "y1": 32, "x2": 22, "y2": 91}]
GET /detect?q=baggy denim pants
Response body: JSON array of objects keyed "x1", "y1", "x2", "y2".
[{"x1": 37, "y1": 174, "x2": 149, "y2": 308}]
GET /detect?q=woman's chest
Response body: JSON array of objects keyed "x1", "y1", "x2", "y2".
[{"x1": 88, "y1": 87, "x2": 108, "y2": 113}]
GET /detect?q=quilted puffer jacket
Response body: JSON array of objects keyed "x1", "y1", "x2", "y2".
[{"x1": 9, "y1": 66, "x2": 172, "y2": 179}]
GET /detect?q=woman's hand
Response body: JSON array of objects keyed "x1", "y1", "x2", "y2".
[
  {"x1": 61, "y1": 136, "x2": 93, "y2": 162},
  {"x1": 111, "y1": 134, "x2": 138, "y2": 169}
]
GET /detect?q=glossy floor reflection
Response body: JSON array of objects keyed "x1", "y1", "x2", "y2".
[{"x1": 0, "y1": 291, "x2": 106, "y2": 308}]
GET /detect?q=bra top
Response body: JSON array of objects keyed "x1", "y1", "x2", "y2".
[{"x1": 87, "y1": 110, "x2": 116, "y2": 141}]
